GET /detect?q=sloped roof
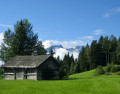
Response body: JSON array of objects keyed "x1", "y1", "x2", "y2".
[{"x1": 3, "y1": 54, "x2": 51, "y2": 68}]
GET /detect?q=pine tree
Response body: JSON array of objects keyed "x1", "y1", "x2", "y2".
[
  {"x1": 102, "y1": 36, "x2": 110, "y2": 64},
  {"x1": 78, "y1": 47, "x2": 89, "y2": 72},
  {"x1": 85, "y1": 44, "x2": 90, "y2": 70},
  {"x1": 97, "y1": 36, "x2": 106, "y2": 66},
  {"x1": 0, "y1": 29, "x2": 15, "y2": 62},
  {"x1": 116, "y1": 41, "x2": 120, "y2": 64},
  {"x1": 90, "y1": 40, "x2": 98, "y2": 69},
  {"x1": 109, "y1": 35, "x2": 117, "y2": 64},
  {"x1": 56, "y1": 56, "x2": 61, "y2": 65},
  {"x1": 33, "y1": 41, "x2": 46, "y2": 55},
  {"x1": 74, "y1": 59, "x2": 80, "y2": 73},
  {"x1": 49, "y1": 46, "x2": 54, "y2": 55},
  {"x1": 12, "y1": 19, "x2": 38, "y2": 55},
  {"x1": 70, "y1": 62, "x2": 74, "y2": 74},
  {"x1": 0, "y1": 19, "x2": 46, "y2": 62}
]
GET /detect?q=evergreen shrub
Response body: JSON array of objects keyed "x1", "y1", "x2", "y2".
[
  {"x1": 94, "y1": 66, "x2": 105, "y2": 76},
  {"x1": 105, "y1": 63, "x2": 113, "y2": 72}
]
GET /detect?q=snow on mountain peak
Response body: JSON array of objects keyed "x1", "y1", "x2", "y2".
[{"x1": 46, "y1": 45, "x2": 83, "y2": 59}]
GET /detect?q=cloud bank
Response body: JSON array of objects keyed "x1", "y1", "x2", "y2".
[
  {"x1": 54, "y1": 48, "x2": 68, "y2": 59},
  {"x1": 43, "y1": 40, "x2": 86, "y2": 49},
  {"x1": 53, "y1": 48, "x2": 79, "y2": 60},
  {"x1": 43, "y1": 39, "x2": 85, "y2": 59}
]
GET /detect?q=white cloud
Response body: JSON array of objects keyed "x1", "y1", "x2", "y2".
[
  {"x1": 72, "y1": 52, "x2": 79, "y2": 59},
  {"x1": 53, "y1": 48, "x2": 79, "y2": 60},
  {"x1": 79, "y1": 36, "x2": 93, "y2": 40},
  {"x1": 43, "y1": 40, "x2": 53, "y2": 49},
  {"x1": 94, "y1": 29, "x2": 104, "y2": 35},
  {"x1": 61, "y1": 40, "x2": 86, "y2": 48},
  {"x1": 0, "y1": 33, "x2": 4, "y2": 66},
  {"x1": 0, "y1": 61, "x2": 4, "y2": 66},
  {"x1": 103, "y1": 13, "x2": 110, "y2": 18},
  {"x1": 0, "y1": 33, "x2": 4, "y2": 45},
  {"x1": 43, "y1": 40, "x2": 86, "y2": 49},
  {"x1": 115, "y1": 7, "x2": 120, "y2": 12},
  {"x1": 54, "y1": 48, "x2": 68, "y2": 59},
  {"x1": 0, "y1": 24, "x2": 13, "y2": 28},
  {"x1": 103, "y1": 7, "x2": 120, "y2": 18},
  {"x1": 43, "y1": 39, "x2": 85, "y2": 59}
]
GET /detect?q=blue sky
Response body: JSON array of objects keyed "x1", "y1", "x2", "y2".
[{"x1": 0, "y1": 0, "x2": 120, "y2": 48}]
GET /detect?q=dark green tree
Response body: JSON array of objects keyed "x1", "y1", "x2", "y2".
[
  {"x1": 74, "y1": 59, "x2": 80, "y2": 73},
  {"x1": 90, "y1": 40, "x2": 98, "y2": 69},
  {"x1": 78, "y1": 47, "x2": 90, "y2": 72},
  {"x1": 0, "y1": 29, "x2": 15, "y2": 62},
  {"x1": 116, "y1": 41, "x2": 120, "y2": 64},
  {"x1": 33, "y1": 41, "x2": 46, "y2": 55},
  {"x1": 0, "y1": 19, "x2": 46, "y2": 62},
  {"x1": 56, "y1": 56, "x2": 61, "y2": 65},
  {"x1": 102, "y1": 36, "x2": 110, "y2": 64},
  {"x1": 70, "y1": 62, "x2": 74, "y2": 74},
  {"x1": 49, "y1": 46, "x2": 54, "y2": 55},
  {"x1": 97, "y1": 36, "x2": 106, "y2": 66},
  {"x1": 61, "y1": 53, "x2": 74, "y2": 74},
  {"x1": 109, "y1": 35, "x2": 117, "y2": 64},
  {"x1": 85, "y1": 44, "x2": 90, "y2": 70},
  {"x1": 12, "y1": 19, "x2": 38, "y2": 55}
]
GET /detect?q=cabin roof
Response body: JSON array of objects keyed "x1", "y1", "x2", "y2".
[{"x1": 3, "y1": 54, "x2": 51, "y2": 68}]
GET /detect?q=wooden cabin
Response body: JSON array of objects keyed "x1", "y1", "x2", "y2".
[{"x1": 3, "y1": 55, "x2": 60, "y2": 80}]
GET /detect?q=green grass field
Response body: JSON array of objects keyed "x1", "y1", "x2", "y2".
[{"x1": 0, "y1": 70, "x2": 120, "y2": 94}]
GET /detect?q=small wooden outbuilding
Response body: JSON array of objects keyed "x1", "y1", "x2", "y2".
[{"x1": 3, "y1": 55, "x2": 60, "y2": 80}]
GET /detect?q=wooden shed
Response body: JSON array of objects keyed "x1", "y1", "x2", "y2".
[{"x1": 3, "y1": 55, "x2": 60, "y2": 80}]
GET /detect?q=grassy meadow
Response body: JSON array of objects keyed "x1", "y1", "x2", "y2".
[{"x1": 0, "y1": 70, "x2": 120, "y2": 94}]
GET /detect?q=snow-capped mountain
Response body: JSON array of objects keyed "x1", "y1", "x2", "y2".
[
  {"x1": 46, "y1": 45, "x2": 63, "y2": 53},
  {"x1": 46, "y1": 45, "x2": 83, "y2": 53},
  {"x1": 46, "y1": 45, "x2": 83, "y2": 59},
  {"x1": 66, "y1": 46, "x2": 83, "y2": 53}
]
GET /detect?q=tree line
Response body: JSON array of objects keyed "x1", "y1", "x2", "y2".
[
  {"x1": 56, "y1": 35, "x2": 120, "y2": 76},
  {"x1": 1, "y1": 19, "x2": 120, "y2": 79}
]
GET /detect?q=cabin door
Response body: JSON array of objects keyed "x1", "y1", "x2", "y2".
[
  {"x1": 16, "y1": 69, "x2": 23, "y2": 79},
  {"x1": 24, "y1": 70, "x2": 27, "y2": 79}
]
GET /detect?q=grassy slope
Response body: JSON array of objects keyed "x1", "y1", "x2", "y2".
[{"x1": 0, "y1": 70, "x2": 120, "y2": 94}]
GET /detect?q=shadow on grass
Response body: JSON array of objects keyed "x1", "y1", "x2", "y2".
[
  {"x1": 68, "y1": 76, "x2": 94, "y2": 80},
  {"x1": 1, "y1": 75, "x2": 94, "y2": 81},
  {"x1": 68, "y1": 78, "x2": 79, "y2": 80}
]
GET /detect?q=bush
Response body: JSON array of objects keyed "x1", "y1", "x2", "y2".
[
  {"x1": 105, "y1": 63, "x2": 113, "y2": 72},
  {"x1": 105, "y1": 72, "x2": 111, "y2": 75},
  {"x1": 111, "y1": 66, "x2": 118, "y2": 73},
  {"x1": 94, "y1": 66, "x2": 105, "y2": 76},
  {"x1": 115, "y1": 65, "x2": 120, "y2": 71},
  {"x1": 104, "y1": 64, "x2": 120, "y2": 74},
  {"x1": 116, "y1": 72, "x2": 120, "y2": 75}
]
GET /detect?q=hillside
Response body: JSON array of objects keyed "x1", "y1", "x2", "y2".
[{"x1": 0, "y1": 70, "x2": 120, "y2": 94}]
